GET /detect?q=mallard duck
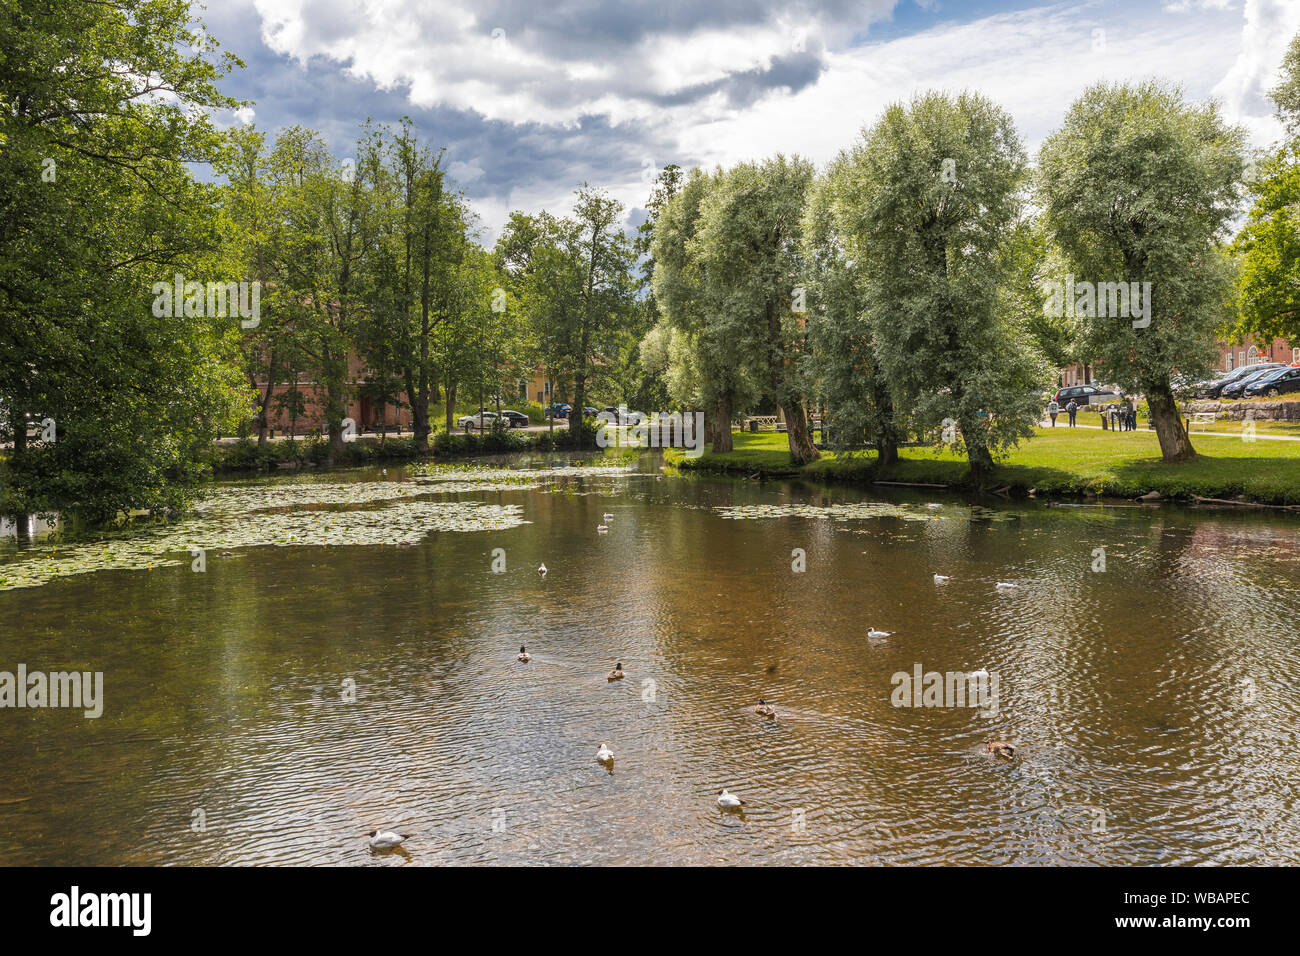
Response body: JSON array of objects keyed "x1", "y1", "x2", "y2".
[
  {"x1": 933, "y1": 574, "x2": 951, "y2": 584},
  {"x1": 986, "y1": 740, "x2": 1016, "y2": 758},
  {"x1": 516, "y1": 645, "x2": 531, "y2": 663},
  {"x1": 755, "y1": 699, "x2": 776, "y2": 719},
  {"x1": 367, "y1": 829, "x2": 411, "y2": 849},
  {"x1": 596, "y1": 743, "x2": 614, "y2": 762},
  {"x1": 867, "y1": 627, "x2": 892, "y2": 640},
  {"x1": 717, "y1": 789, "x2": 745, "y2": 808},
  {"x1": 607, "y1": 662, "x2": 624, "y2": 681}
]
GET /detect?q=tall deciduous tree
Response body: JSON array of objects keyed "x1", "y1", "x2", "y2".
[
  {"x1": 694, "y1": 157, "x2": 820, "y2": 463},
  {"x1": 1037, "y1": 81, "x2": 1244, "y2": 462},
  {"x1": 831, "y1": 93, "x2": 1045, "y2": 480}
]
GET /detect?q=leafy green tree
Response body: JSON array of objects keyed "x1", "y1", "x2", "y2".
[
  {"x1": 694, "y1": 157, "x2": 821, "y2": 463},
  {"x1": 825, "y1": 93, "x2": 1046, "y2": 479},
  {"x1": 0, "y1": 0, "x2": 247, "y2": 521},
  {"x1": 801, "y1": 156, "x2": 901, "y2": 463},
  {"x1": 1037, "y1": 81, "x2": 1245, "y2": 462}
]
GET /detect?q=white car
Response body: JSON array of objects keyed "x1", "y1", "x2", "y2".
[{"x1": 456, "y1": 411, "x2": 499, "y2": 432}]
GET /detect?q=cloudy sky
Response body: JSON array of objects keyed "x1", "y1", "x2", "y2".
[{"x1": 198, "y1": 0, "x2": 1300, "y2": 241}]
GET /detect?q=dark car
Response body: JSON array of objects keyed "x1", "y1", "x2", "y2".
[
  {"x1": 1243, "y1": 365, "x2": 1300, "y2": 398},
  {"x1": 1200, "y1": 363, "x2": 1283, "y2": 399},
  {"x1": 582, "y1": 406, "x2": 600, "y2": 418},
  {"x1": 1054, "y1": 384, "x2": 1120, "y2": 406},
  {"x1": 1221, "y1": 365, "x2": 1285, "y2": 399},
  {"x1": 498, "y1": 409, "x2": 530, "y2": 428}
]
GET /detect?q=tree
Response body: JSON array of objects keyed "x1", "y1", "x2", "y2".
[
  {"x1": 0, "y1": 0, "x2": 247, "y2": 521},
  {"x1": 828, "y1": 93, "x2": 1045, "y2": 480},
  {"x1": 1037, "y1": 81, "x2": 1245, "y2": 462},
  {"x1": 693, "y1": 157, "x2": 820, "y2": 463}
]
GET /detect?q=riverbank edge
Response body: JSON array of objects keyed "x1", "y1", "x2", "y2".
[{"x1": 664, "y1": 445, "x2": 1300, "y2": 509}]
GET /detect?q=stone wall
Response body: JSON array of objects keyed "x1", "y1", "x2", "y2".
[{"x1": 1180, "y1": 400, "x2": 1300, "y2": 421}]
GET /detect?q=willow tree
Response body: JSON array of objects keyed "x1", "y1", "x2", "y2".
[
  {"x1": 650, "y1": 167, "x2": 761, "y2": 452},
  {"x1": 694, "y1": 156, "x2": 820, "y2": 463},
  {"x1": 801, "y1": 155, "x2": 901, "y2": 464},
  {"x1": 831, "y1": 92, "x2": 1045, "y2": 480},
  {"x1": 1037, "y1": 81, "x2": 1244, "y2": 462}
]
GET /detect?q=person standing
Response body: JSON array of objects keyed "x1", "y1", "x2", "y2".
[
  {"x1": 1048, "y1": 398, "x2": 1060, "y2": 427},
  {"x1": 1067, "y1": 399, "x2": 1078, "y2": 427}
]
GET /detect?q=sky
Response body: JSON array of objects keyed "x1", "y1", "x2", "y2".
[{"x1": 196, "y1": 0, "x2": 1300, "y2": 242}]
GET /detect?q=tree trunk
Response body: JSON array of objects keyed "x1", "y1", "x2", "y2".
[
  {"x1": 1147, "y1": 383, "x2": 1196, "y2": 462},
  {"x1": 782, "y1": 401, "x2": 819, "y2": 464},
  {"x1": 444, "y1": 383, "x2": 457, "y2": 435},
  {"x1": 570, "y1": 370, "x2": 587, "y2": 448},
  {"x1": 11, "y1": 402, "x2": 26, "y2": 460},
  {"x1": 712, "y1": 390, "x2": 733, "y2": 453},
  {"x1": 967, "y1": 439, "x2": 994, "y2": 485}
]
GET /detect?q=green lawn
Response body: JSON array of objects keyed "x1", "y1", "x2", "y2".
[{"x1": 666, "y1": 427, "x2": 1300, "y2": 504}]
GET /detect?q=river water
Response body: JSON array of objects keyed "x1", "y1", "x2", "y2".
[{"x1": 1, "y1": 455, "x2": 1297, "y2": 865}]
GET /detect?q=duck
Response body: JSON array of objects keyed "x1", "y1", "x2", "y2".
[
  {"x1": 537, "y1": 563, "x2": 547, "y2": 576},
  {"x1": 717, "y1": 789, "x2": 745, "y2": 809},
  {"x1": 867, "y1": 627, "x2": 892, "y2": 640},
  {"x1": 596, "y1": 742, "x2": 614, "y2": 762},
  {"x1": 995, "y1": 582, "x2": 1018, "y2": 591},
  {"x1": 986, "y1": 740, "x2": 1016, "y2": 758},
  {"x1": 516, "y1": 645, "x2": 531, "y2": 663},
  {"x1": 754, "y1": 699, "x2": 776, "y2": 719},
  {"x1": 933, "y1": 574, "x2": 951, "y2": 584},
  {"x1": 603, "y1": 513, "x2": 614, "y2": 521},
  {"x1": 607, "y1": 662, "x2": 624, "y2": 682},
  {"x1": 367, "y1": 829, "x2": 411, "y2": 849},
  {"x1": 968, "y1": 668, "x2": 990, "y2": 681},
  {"x1": 597, "y1": 524, "x2": 609, "y2": 533}
]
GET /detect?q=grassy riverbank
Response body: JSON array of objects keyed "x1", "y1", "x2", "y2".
[{"x1": 666, "y1": 429, "x2": 1300, "y2": 505}]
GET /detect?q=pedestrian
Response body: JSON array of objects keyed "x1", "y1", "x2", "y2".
[
  {"x1": 1128, "y1": 403, "x2": 1138, "y2": 431},
  {"x1": 1048, "y1": 398, "x2": 1059, "y2": 427},
  {"x1": 1067, "y1": 399, "x2": 1078, "y2": 427}
]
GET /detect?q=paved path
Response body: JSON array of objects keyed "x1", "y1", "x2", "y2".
[{"x1": 1039, "y1": 420, "x2": 1300, "y2": 441}]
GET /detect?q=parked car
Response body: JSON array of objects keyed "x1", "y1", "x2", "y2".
[
  {"x1": 1200, "y1": 363, "x2": 1283, "y2": 399},
  {"x1": 456, "y1": 411, "x2": 500, "y2": 432},
  {"x1": 1243, "y1": 365, "x2": 1300, "y2": 398},
  {"x1": 498, "y1": 409, "x2": 530, "y2": 428},
  {"x1": 544, "y1": 402, "x2": 571, "y2": 418},
  {"x1": 1221, "y1": 365, "x2": 1285, "y2": 399},
  {"x1": 600, "y1": 406, "x2": 644, "y2": 425},
  {"x1": 582, "y1": 406, "x2": 600, "y2": 418},
  {"x1": 1053, "y1": 384, "x2": 1121, "y2": 406}
]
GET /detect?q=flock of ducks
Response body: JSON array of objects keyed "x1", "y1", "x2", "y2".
[{"x1": 369, "y1": 521, "x2": 1025, "y2": 847}]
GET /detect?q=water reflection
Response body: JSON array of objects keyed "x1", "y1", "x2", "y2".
[{"x1": 0, "y1": 463, "x2": 1297, "y2": 865}]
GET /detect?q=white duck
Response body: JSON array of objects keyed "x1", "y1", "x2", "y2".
[
  {"x1": 537, "y1": 563, "x2": 547, "y2": 576},
  {"x1": 717, "y1": 789, "x2": 745, "y2": 809},
  {"x1": 933, "y1": 574, "x2": 951, "y2": 584},
  {"x1": 995, "y1": 582, "x2": 1018, "y2": 591},
  {"x1": 603, "y1": 513, "x2": 614, "y2": 521},
  {"x1": 367, "y1": 829, "x2": 410, "y2": 849},
  {"x1": 867, "y1": 627, "x2": 892, "y2": 640},
  {"x1": 595, "y1": 743, "x2": 614, "y2": 762},
  {"x1": 597, "y1": 525, "x2": 609, "y2": 533}
]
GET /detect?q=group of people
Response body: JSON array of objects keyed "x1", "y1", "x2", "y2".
[{"x1": 1046, "y1": 398, "x2": 1139, "y2": 430}]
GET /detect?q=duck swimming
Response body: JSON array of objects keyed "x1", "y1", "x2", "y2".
[
  {"x1": 596, "y1": 743, "x2": 614, "y2": 762},
  {"x1": 517, "y1": 645, "x2": 531, "y2": 663},
  {"x1": 986, "y1": 740, "x2": 1016, "y2": 758},
  {"x1": 367, "y1": 829, "x2": 411, "y2": 849},
  {"x1": 603, "y1": 513, "x2": 614, "y2": 521},
  {"x1": 867, "y1": 627, "x2": 892, "y2": 640},
  {"x1": 717, "y1": 789, "x2": 745, "y2": 809},
  {"x1": 607, "y1": 662, "x2": 624, "y2": 681},
  {"x1": 995, "y1": 582, "x2": 1018, "y2": 591},
  {"x1": 537, "y1": 563, "x2": 547, "y2": 576},
  {"x1": 754, "y1": 699, "x2": 776, "y2": 719},
  {"x1": 597, "y1": 525, "x2": 609, "y2": 533},
  {"x1": 933, "y1": 574, "x2": 951, "y2": 584}
]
